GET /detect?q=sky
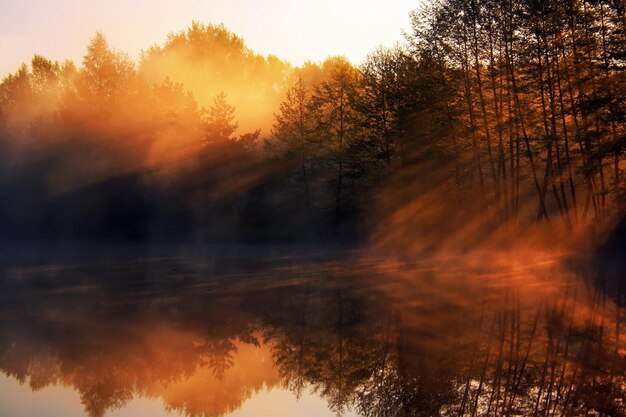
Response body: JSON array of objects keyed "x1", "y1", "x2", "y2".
[{"x1": 0, "y1": 0, "x2": 418, "y2": 77}]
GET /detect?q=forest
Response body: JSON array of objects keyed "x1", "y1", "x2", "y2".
[{"x1": 0, "y1": 0, "x2": 624, "y2": 246}]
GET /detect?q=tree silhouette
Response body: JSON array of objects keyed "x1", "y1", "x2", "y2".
[
  {"x1": 205, "y1": 91, "x2": 238, "y2": 142},
  {"x1": 79, "y1": 31, "x2": 135, "y2": 105}
]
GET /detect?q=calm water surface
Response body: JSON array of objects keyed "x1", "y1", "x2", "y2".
[{"x1": 0, "y1": 247, "x2": 624, "y2": 416}]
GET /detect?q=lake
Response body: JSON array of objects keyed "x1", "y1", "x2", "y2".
[{"x1": 0, "y1": 245, "x2": 624, "y2": 416}]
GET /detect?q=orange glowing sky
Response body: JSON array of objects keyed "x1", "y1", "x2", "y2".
[{"x1": 0, "y1": 0, "x2": 417, "y2": 76}]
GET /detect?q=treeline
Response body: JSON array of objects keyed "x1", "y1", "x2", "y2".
[
  {"x1": 0, "y1": 24, "x2": 287, "y2": 242},
  {"x1": 252, "y1": 0, "x2": 625, "y2": 245},
  {"x1": 405, "y1": 0, "x2": 625, "y2": 228},
  {"x1": 0, "y1": 3, "x2": 624, "y2": 243}
]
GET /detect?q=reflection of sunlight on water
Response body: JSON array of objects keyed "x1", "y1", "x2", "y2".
[
  {"x1": 1, "y1": 373, "x2": 180, "y2": 417},
  {"x1": 1, "y1": 249, "x2": 624, "y2": 416},
  {"x1": 107, "y1": 397, "x2": 179, "y2": 417},
  {"x1": 0, "y1": 374, "x2": 348, "y2": 417},
  {"x1": 1, "y1": 373, "x2": 86, "y2": 417},
  {"x1": 226, "y1": 388, "x2": 357, "y2": 417}
]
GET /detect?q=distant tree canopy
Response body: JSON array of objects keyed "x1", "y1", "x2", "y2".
[
  {"x1": 0, "y1": 28, "x2": 261, "y2": 242},
  {"x1": 139, "y1": 21, "x2": 291, "y2": 133},
  {"x1": 0, "y1": 4, "x2": 624, "y2": 244}
]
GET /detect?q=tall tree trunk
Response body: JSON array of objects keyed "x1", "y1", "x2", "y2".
[
  {"x1": 297, "y1": 80, "x2": 315, "y2": 225},
  {"x1": 471, "y1": 0, "x2": 500, "y2": 207},
  {"x1": 504, "y1": 16, "x2": 548, "y2": 219},
  {"x1": 462, "y1": 32, "x2": 485, "y2": 192},
  {"x1": 536, "y1": 38, "x2": 555, "y2": 221},
  {"x1": 554, "y1": 44, "x2": 578, "y2": 223}
]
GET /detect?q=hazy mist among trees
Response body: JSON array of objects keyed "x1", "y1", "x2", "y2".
[
  {"x1": 0, "y1": 2, "x2": 624, "y2": 247},
  {"x1": 2, "y1": 5, "x2": 626, "y2": 417}
]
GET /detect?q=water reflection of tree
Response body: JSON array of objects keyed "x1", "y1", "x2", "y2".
[
  {"x1": 0, "y1": 259, "x2": 274, "y2": 417},
  {"x1": 259, "y1": 258, "x2": 626, "y2": 417},
  {"x1": 0, "y1": 254, "x2": 625, "y2": 416},
  {"x1": 260, "y1": 270, "x2": 461, "y2": 416}
]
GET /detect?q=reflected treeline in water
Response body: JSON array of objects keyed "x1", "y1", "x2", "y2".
[{"x1": 0, "y1": 249, "x2": 625, "y2": 416}]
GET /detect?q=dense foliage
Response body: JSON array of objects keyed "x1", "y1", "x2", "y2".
[{"x1": 0, "y1": 2, "x2": 624, "y2": 243}]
